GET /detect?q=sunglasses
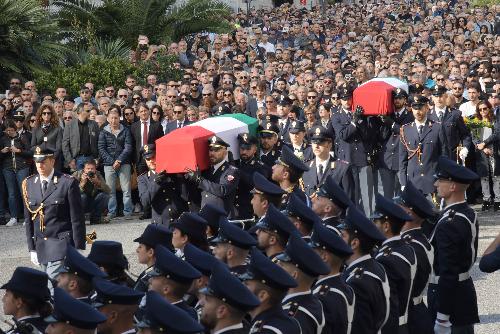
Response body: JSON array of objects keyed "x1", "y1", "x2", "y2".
[
  {"x1": 119, "y1": 95, "x2": 128, "y2": 98},
  {"x1": 30, "y1": 119, "x2": 37, "y2": 122},
  {"x1": 42, "y1": 112, "x2": 52, "y2": 116},
  {"x1": 180, "y1": 97, "x2": 189, "y2": 101},
  {"x1": 479, "y1": 107, "x2": 490, "y2": 111},
  {"x1": 106, "y1": 89, "x2": 114, "y2": 92},
  {"x1": 167, "y1": 95, "x2": 176, "y2": 98},
  {"x1": 433, "y1": 64, "x2": 443, "y2": 67},
  {"x1": 190, "y1": 82, "x2": 199, "y2": 86},
  {"x1": 10, "y1": 82, "x2": 21, "y2": 85},
  {"x1": 224, "y1": 93, "x2": 232, "y2": 97},
  {"x1": 307, "y1": 96, "x2": 317, "y2": 99},
  {"x1": 133, "y1": 97, "x2": 142, "y2": 101},
  {"x1": 152, "y1": 111, "x2": 161, "y2": 115},
  {"x1": 124, "y1": 112, "x2": 134, "y2": 116},
  {"x1": 240, "y1": 76, "x2": 248, "y2": 79},
  {"x1": 436, "y1": 78, "x2": 445, "y2": 81},
  {"x1": 202, "y1": 93, "x2": 211, "y2": 96},
  {"x1": 266, "y1": 100, "x2": 275, "y2": 103},
  {"x1": 64, "y1": 117, "x2": 72, "y2": 120},
  {"x1": 173, "y1": 110, "x2": 184, "y2": 114}
]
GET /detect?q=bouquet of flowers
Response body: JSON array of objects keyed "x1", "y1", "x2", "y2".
[{"x1": 464, "y1": 117, "x2": 493, "y2": 141}]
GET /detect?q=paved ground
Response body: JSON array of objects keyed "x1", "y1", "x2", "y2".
[{"x1": 0, "y1": 209, "x2": 499, "y2": 332}]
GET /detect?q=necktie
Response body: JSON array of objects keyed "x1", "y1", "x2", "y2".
[
  {"x1": 437, "y1": 111, "x2": 442, "y2": 121},
  {"x1": 178, "y1": 121, "x2": 183, "y2": 129},
  {"x1": 142, "y1": 122, "x2": 148, "y2": 145},
  {"x1": 318, "y1": 164, "x2": 324, "y2": 182},
  {"x1": 42, "y1": 180, "x2": 48, "y2": 196},
  {"x1": 418, "y1": 125, "x2": 424, "y2": 139}
]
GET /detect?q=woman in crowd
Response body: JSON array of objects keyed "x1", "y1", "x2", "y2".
[
  {"x1": 0, "y1": 120, "x2": 33, "y2": 226},
  {"x1": 31, "y1": 104, "x2": 63, "y2": 170},
  {"x1": 474, "y1": 100, "x2": 500, "y2": 211}
]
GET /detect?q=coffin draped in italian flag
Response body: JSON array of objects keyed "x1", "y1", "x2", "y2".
[
  {"x1": 353, "y1": 77, "x2": 409, "y2": 116},
  {"x1": 155, "y1": 113, "x2": 258, "y2": 173}
]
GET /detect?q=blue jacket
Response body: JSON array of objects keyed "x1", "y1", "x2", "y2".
[{"x1": 98, "y1": 124, "x2": 133, "y2": 165}]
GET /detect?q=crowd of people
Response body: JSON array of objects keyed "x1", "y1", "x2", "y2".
[{"x1": 1, "y1": 1, "x2": 500, "y2": 334}]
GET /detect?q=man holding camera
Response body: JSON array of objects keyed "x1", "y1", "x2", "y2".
[{"x1": 73, "y1": 160, "x2": 110, "y2": 225}]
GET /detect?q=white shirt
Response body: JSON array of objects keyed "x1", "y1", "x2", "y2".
[
  {"x1": 316, "y1": 158, "x2": 329, "y2": 175},
  {"x1": 140, "y1": 118, "x2": 151, "y2": 144},
  {"x1": 459, "y1": 101, "x2": 477, "y2": 117},
  {"x1": 39, "y1": 169, "x2": 55, "y2": 191},
  {"x1": 258, "y1": 41, "x2": 276, "y2": 53},
  {"x1": 414, "y1": 118, "x2": 427, "y2": 132},
  {"x1": 434, "y1": 107, "x2": 446, "y2": 119},
  {"x1": 212, "y1": 159, "x2": 225, "y2": 174}
]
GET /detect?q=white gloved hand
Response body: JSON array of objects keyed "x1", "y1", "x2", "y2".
[
  {"x1": 459, "y1": 147, "x2": 469, "y2": 161},
  {"x1": 401, "y1": 186, "x2": 405, "y2": 191},
  {"x1": 434, "y1": 320, "x2": 451, "y2": 334},
  {"x1": 30, "y1": 251, "x2": 39, "y2": 266}
]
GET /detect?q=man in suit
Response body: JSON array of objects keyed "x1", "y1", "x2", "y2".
[
  {"x1": 130, "y1": 104, "x2": 164, "y2": 175},
  {"x1": 62, "y1": 103, "x2": 100, "y2": 171},
  {"x1": 428, "y1": 157, "x2": 480, "y2": 334},
  {"x1": 164, "y1": 102, "x2": 192, "y2": 134},
  {"x1": 303, "y1": 125, "x2": 353, "y2": 199},
  {"x1": 23, "y1": 146, "x2": 85, "y2": 280},
  {"x1": 378, "y1": 88, "x2": 414, "y2": 198},
  {"x1": 399, "y1": 96, "x2": 449, "y2": 196},
  {"x1": 185, "y1": 135, "x2": 240, "y2": 218},
  {"x1": 428, "y1": 85, "x2": 471, "y2": 162},
  {"x1": 137, "y1": 144, "x2": 188, "y2": 226}
]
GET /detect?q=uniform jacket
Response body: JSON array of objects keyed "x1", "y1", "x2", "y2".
[
  {"x1": 23, "y1": 171, "x2": 85, "y2": 264},
  {"x1": 428, "y1": 107, "x2": 472, "y2": 159},
  {"x1": 137, "y1": 171, "x2": 188, "y2": 225},
  {"x1": 260, "y1": 149, "x2": 281, "y2": 168},
  {"x1": 379, "y1": 108, "x2": 414, "y2": 170},
  {"x1": 284, "y1": 142, "x2": 314, "y2": 162},
  {"x1": 399, "y1": 119, "x2": 449, "y2": 194},
  {"x1": 313, "y1": 274, "x2": 355, "y2": 334},
  {"x1": 343, "y1": 255, "x2": 390, "y2": 334},
  {"x1": 375, "y1": 237, "x2": 417, "y2": 334},
  {"x1": 428, "y1": 201, "x2": 479, "y2": 326},
  {"x1": 302, "y1": 157, "x2": 354, "y2": 200},
  {"x1": 282, "y1": 291, "x2": 325, "y2": 334},
  {"x1": 62, "y1": 118, "x2": 100, "y2": 165},
  {"x1": 280, "y1": 184, "x2": 308, "y2": 210},
  {"x1": 8, "y1": 315, "x2": 48, "y2": 334},
  {"x1": 250, "y1": 305, "x2": 301, "y2": 334},
  {"x1": 232, "y1": 157, "x2": 268, "y2": 219},
  {"x1": 97, "y1": 124, "x2": 133, "y2": 165}
]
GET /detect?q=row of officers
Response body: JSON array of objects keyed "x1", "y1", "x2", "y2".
[
  {"x1": 9, "y1": 149, "x2": 480, "y2": 334},
  {"x1": 136, "y1": 84, "x2": 474, "y2": 223}
]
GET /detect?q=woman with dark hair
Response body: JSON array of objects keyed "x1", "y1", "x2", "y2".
[
  {"x1": 120, "y1": 105, "x2": 136, "y2": 128},
  {"x1": 0, "y1": 119, "x2": 33, "y2": 226},
  {"x1": 1, "y1": 267, "x2": 52, "y2": 334},
  {"x1": 150, "y1": 105, "x2": 167, "y2": 133},
  {"x1": 31, "y1": 104, "x2": 63, "y2": 170},
  {"x1": 473, "y1": 100, "x2": 500, "y2": 211}
]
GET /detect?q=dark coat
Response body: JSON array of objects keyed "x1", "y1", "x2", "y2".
[
  {"x1": 62, "y1": 118, "x2": 100, "y2": 165},
  {"x1": 97, "y1": 124, "x2": 133, "y2": 165},
  {"x1": 250, "y1": 305, "x2": 301, "y2": 334},
  {"x1": 130, "y1": 120, "x2": 164, "y2": 164},
  {"x1": 164, "y1": 119, "x2": 192, "y2": 135},
  {"x1": 31, "y1": 125, "x2": 63, "y2": 166},
  {"x1": 282, "y1": 292, "x2": 325, "y2": 334},
  {"x1": 379, "y1": 108, "x2": 414, "y2": 170},
  {"x1": 428, "y1": 107, "x2": 472, "y2": 159},
  {"x1": 0, "y1": 132, "x2": 32, "y2": 171},
  {"x1": 302, "y1": 157, "x2": 354, "y2": 200}
]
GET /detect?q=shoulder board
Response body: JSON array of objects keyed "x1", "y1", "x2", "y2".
[
  {"x1": 383, "y1": 247, "x2": 392, "y2": 256},
  {"x1": 447, "y1": 210, "x2": 456, "y2": 222},
  {"x1": 62, "y1": 173, "x2": 74, "y2": 178},
  {"x1": 285, "y1": 301, "x2": 300, "y2": 317},
  {"x1": 317, "y1": 284, "x2": 330, "y2": 296},
  {"x1": 403, "y1": 122, "x2": 412, "y2": 128},
  {"x1": 309, "y1": 160, "x2": 315, "y2": 167},
  {"x1": 354, "y1": 266, "x2": 365, "y2": 278},
  {"x1": 138, "y1": 171, "x2": 149, "y2": 177},
  {"x1": 26, "y1": 174, "x2": 37, "y2": 179},
  {"x1": 402, "y1": 233, "x2": 413, "y2": 242}
]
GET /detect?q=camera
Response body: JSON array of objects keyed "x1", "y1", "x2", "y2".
[{"x1": 87, "y1": 172, "x2": 95, "y2": 179}]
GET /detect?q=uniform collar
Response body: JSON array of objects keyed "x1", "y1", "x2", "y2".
[
  {"x1": 39, "y1": 169, "x2": 55, "y2": 184},
  {"x1": 213, "y1": 323, "x2": 244, "y2": 334},
  {"x1": 346, "y1": 254, "x2": 371, "y2": 270},
  {"x1": 212, "y1": 159, "x2": 226, "y2": 173},
  {"x1": 120, "y1": 329, "x2": 136, "y2": 334},
  {"x1": 315, "y1": 273, "x2": 340, "y2": 285},
  {"x1": 442, "y1": 200, "x2": 466, "y2": 211},
  {"x1": 16, "y1": 315, "x2": 40, "y2": 321},
  {"x1": 381, "y1": 235, "x2": 401, "y2": 246},
  {"x1": 414, "y1": 118, "x2": 428, "y2": 128},
  {"x1": 401, "y1": 227, "x2": 421, "y2": 236},
  {"x1": 282, "y1": 290, "x2": 312, "y2": 303}
]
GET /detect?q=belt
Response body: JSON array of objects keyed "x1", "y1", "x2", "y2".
[
  {"x1": 429, "y1": 272, "x2": 470, "y2": 284},
  {"x1": 412, "y1": 296, "x2": 423, "y2": 305}
]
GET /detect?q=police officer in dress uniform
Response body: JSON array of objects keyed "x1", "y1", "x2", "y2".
[
  {"x1": 285, "y1": 120, "x2": 313, "y2": 161},
  {"x1": 331, "y1": 87, "x2": 381, "y2": 215},
  {"x1": 283, "y1": 193, "x2": 320, "y2": 241},
  {"x1": 185, "y1": 135, "x2": 240, "y2": 219},
  {"x1": 87, "y1": 240, "x2": 135, "y2": 287},
  {"x1": 233, "y1": 133, "x2": 268, "y2": 219},
  {"x1": 45, "y1": 288, "x2": 107, "y2": 334},
  {"x1": 378, "y1": 88, "x2": 414, "y2": 198},
  {"x1": 428, "y1": 86, "x2": 471, "y2": 162},
  {"x1": 148, "y1": 244, "x2": 201, "y2": 320},
  {"x1": 395, "y1": 181, "x2": 436, "y2": 334},
  {"x1": 250, "y1": 172, "x2": 285, "y2": 223},
  {"x1": 212, "y1": 217, "x2": 257, "y2": 276},
  {"x1": 276, "y1": 234, "x2": 329, "y2": 334},
  {"x1": 258, "y1": 120, "x2": 281, "y2": 168},
  {"x1": 136, "y1": 291, "x2": 204, "y2": 334},
  {"x1": 199, "y1": 203, "x2": 227, "y2": 243},
  {"x1": 23, "y1": 146, "x2": 85, "y2": 279},
  {"x1": 272, "y1": 145, "x2": 310, "y2": 209},
  {"x1": 399, "y1": 96, "x2": 449, "y2": 196},
  {"x1": 277, "y1": 95, "x2": 293, "y2": 144},
  {"x1": 54, "y1": 246, "x2": 107, "y2": 303},
  {"x1": 303, "y1": 125, "x2": 354, "y2": 198},
  {"x1": 199, "y1": 261, "x2": 260, "y2": 333},
  {"x1": 1, "y1": 267, "x2": 51, "y2": 334},
  {"x1": 311, "y1": 175, "x2": 353, "y2": 230},
  {"x1": 92, "y1": 278, "x2": 144, "y2": 334},
  {"x1": 132, "y1": 224, "x2": 173, "y2": 293},
  {"x1": 372, "y1": 193, "x2": 417, "y2": 334},
  {"x1": 310, "y1": 221, "x2": 355, "y2": 334},
  {"x1": 254, "y1": 204, "x2": 300, "y2": 261},
  {"x1": 428, "y1": 157, "x2": 480, "y2": 334},
  {"x1": 338, "y1": 207, "x2": 391, "y2": 334},
  {"x1": 137, "y1": 144, "x2": 188, "y2": 226},
  {"x1": 240, "y1": 248, "x2": 301, "y2": 334}
]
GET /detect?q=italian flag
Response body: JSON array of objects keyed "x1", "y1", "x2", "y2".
[
  {"x1": 353, "y1": 77, "x2": 409, "y2": 116},
  {"x1": 155, "y1": 114, "x2": 258, "y2": 173}
]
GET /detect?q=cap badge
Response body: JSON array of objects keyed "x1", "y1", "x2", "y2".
[
  {"x1": 35, "y1": 146, "x2": 41, "y2": 154},
  {"x1": 144, "y1": 145, "x2": 149, "y2": 152},
  {"x1": 211, "y1": 136, "x2": 217, "y2": 144},
  {"x1": 267, "y1": 123, "x2": 272, "y2": 129},
  {"x1": 292, "y1": 121, "x2": 296, "y2": 127},
  {"x1": 315, "y1": 127, "x2": 321, "y2": 135},
  {"x1": 243, "y1": 133, "x2": 248, "y2": 141}
]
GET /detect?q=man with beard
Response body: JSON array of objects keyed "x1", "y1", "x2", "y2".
[
  {"x1": 185, "y1": 135, "x2": 240, "y2": 218},
  {"x1": 233, "y1": 133, "x2": 268, "y2": 219},
  {"x1": 199, "y1": 262, "x2": 260, "y2": 333},
  {"x1": 250, "y1": 172, "x2": 285, "y2": 225},
  {"x1": 311, "y1": 176, "x2": 353, "y2": 230},
  {"x1": 258, "y1": 120, "x2": 281, "y2": 168},
  {"x1": 272, "y1": 145, "x2": 310, "y2": 209},
  {"x1": 93, "y1": 278, "x2": 143, "y2": 334},
  {"x1": 379, "y1": 88, "x2": 414, "y2": 198}
]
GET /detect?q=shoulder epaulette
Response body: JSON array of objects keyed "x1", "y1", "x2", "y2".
[
  {"x1": 353, "y1": 267, "x2": 365, "y2": 278},
  {"x1": 138, "y1": 171, "x2": 148, "y2": 177},
  {"x1": 317, "y1": 284, "x2": 330, "y2": 296},
  {"x1": 250, "y1": 320, "x2": 263, "y2": 334},
  {"x1": 26, "y1": 174, "x2": 36, "y2": 179},
  {"x1": 309, "y1": 160, "x2": 315, "y2": 167},
  {"x1": 286, "y1": 301, "x2": 300, "y2": 317}
]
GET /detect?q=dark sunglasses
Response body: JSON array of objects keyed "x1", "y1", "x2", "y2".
[
  {"x1": 152, "y1": 111, "x2": 161, "y2": 115},
  {"x1": 30, "y1": 119, "x2": 37, "y2": 122},
  {"x1": 118, "y1": 95, "x2": 128, "y2": 98},
  {"x1": 42, "y1": 112, "x2": 52, "y2": 116},
  {"x1": 105, "y1": 89, "x2": 114, "y2": 92},
  {"x1": 202, "y1": 93, "x2": 211, "y2": 96},
  {"x1": 173, "y1": 110, "x2": 184, "y2": 114},
  {"x1": 124, "y1": 112, "x2": 134, "y2": 116},
  {"x1": 63, "y1": 117, "x2": 72, "y2": 120}
]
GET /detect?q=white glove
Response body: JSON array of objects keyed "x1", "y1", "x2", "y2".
[
  {"x1": 401, "y1": 186, "x2": 405, "y2": 191},
  {"x1": 459, "y1": 147, "x2": 468, "y2": 161},
  {"x1": 434, "y1": 320, "x2": 451, "y2": 334},
  {"x1": 30, "y1": 251, "x2": 39, "y2": 266}
]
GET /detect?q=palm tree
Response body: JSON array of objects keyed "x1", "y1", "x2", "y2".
[
  {"x1": 54, "y1": 0, "x2": 233, "y2": 49},
  {"x1": 0, "y1": 0, "x2": 69, "y2": 84}
]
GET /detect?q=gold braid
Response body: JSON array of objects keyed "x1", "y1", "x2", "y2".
[
  {"x1": 399, "y1": 125, "x2": 422, "y2": 164},
  {"x1": 22, "y1": 179, "x2": 45, "y2": 232}
]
